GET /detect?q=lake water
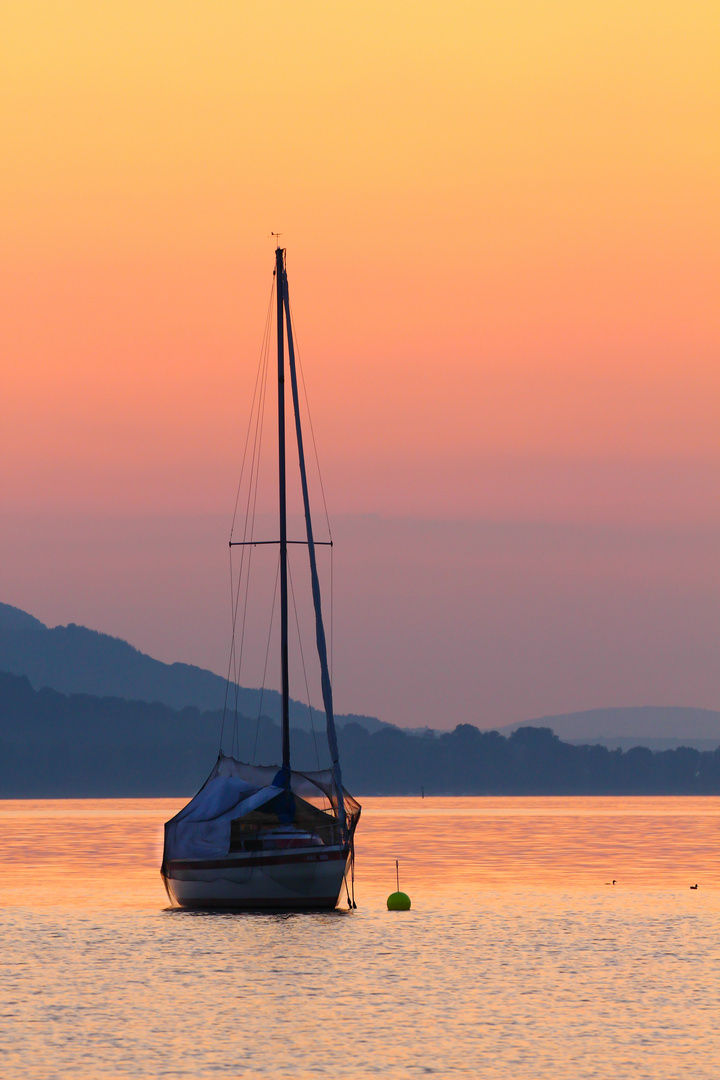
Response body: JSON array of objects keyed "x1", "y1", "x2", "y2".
[{"x1": 1, "y1": 796, "x2": 719, "y2": 1078}]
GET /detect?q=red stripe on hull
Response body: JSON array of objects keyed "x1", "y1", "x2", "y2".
[{"x1": 167, "y1": 847, "x2": 348, "y2": 875}]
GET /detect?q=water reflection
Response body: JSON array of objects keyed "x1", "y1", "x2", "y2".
[
  {"x1": 360, "y1": 796, "x2": 720, "y2": 894},
  {"x1": 1, "y1": 797, "x2": 719, "y2": 1079},
  {"x1": 1, "y1": 795, "x2": 718, "y2": 909}
]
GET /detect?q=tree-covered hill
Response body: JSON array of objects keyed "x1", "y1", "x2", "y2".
[{"x1": 2, "y1": 672, "x2": 720, "y2": 797}]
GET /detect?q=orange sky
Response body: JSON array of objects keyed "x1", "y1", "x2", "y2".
[{"x1": 1, "y1": 2, "x2": 719, "y2": 726}]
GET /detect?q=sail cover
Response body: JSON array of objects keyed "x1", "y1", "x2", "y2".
[{"x1": 162, "y1": 752, "x2": 361, "y2": 868}]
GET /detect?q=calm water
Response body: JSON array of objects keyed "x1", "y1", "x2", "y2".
[{"x1": 1, "y1": 797, "x2": 719, "y2": 1078}]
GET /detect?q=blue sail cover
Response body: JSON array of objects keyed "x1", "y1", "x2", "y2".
[{"x1": 162, "y1": 753, "x2": 360, "y2": 864}]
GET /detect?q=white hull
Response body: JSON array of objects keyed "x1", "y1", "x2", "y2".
[{"x1": 165, "y1": 844, "x2": 351, "y2": 910}]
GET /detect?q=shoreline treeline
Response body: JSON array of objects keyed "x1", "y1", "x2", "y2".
[{"x1": 1, "y1": 671, "x2": 719, "y2": 797}]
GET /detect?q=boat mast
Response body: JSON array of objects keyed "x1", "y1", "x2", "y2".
[{"x1": 276, "y1": 246, "x2": 290, "y2": 772}]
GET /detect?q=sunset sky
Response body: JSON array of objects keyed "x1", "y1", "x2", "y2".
[{"x1": 1, "y1": 2, "x2": 718, "y2": 728}]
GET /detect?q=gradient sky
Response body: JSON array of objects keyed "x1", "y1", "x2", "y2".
[{"x1": 1, "y1": 2, "x2": 718, "y2": 727}]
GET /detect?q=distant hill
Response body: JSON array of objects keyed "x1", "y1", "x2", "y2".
[
  {"x1": 496, "y1": 706, "x2": 720, "y2": 751},
  {"x1": 0, "y1": 602, "x2": 389, "y2": 734},
  {"x1": 2, "y1": 603, "x2": 717, "y2": 752}
]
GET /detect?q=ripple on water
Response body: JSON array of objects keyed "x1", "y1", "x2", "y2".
[{"x1": 0, "y1": 797, "x2": 719, "y2": 1078}]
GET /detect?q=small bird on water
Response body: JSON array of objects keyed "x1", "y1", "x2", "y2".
[
  {"x1": 604, "y1": 880, "x2": 617, "y2": 885},
  {"x1": 690, "y1": 884, "x2": 698, "y2": 890}
]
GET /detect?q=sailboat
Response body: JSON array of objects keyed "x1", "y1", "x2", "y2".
[{"x1": 161, "y1": 247, "x2": 361, "y2": 909}]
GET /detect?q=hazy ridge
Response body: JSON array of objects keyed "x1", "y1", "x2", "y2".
[
  {"x1": 2, "y1": 602, "x2": 719, "y2": 798},
  {"x1": 497, "y1": 707, "x2": 720, "y2": 751},
  {"x1": 0, "y1": 602, "x2": 388, "y2": 734}
]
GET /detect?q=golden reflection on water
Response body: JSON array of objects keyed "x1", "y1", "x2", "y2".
[
  {"x1": 2, "y1": 797, "x2": 720, "y2": 1080},
  {"x1": 1, "y1": 796, "x2": 718, "y2": 908},
  {"x1": 358, "y1": 796, "x2": 720, "y2": 895}
]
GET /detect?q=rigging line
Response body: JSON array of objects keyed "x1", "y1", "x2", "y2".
[
  {"x1": 286, "y1": 296, "x2": 336, "y2": 682},
  {"x1": 234, "y1": 309, "x2": 273, "y2": 723},
  {"x1": 241, "y1": 285, "x2": 274, "y2": 587},
  {"x1": 287, "y1": 295, "x2": 336, "y2": 688},
  {"x1": 229, "y1": 279, "x2": 275, "y2": 542},
  {"x1": 232, "y1": 274, "x2": 274, "y2": 611},
  {"x1": 231, "y1": 290, "x2": 273, "y2": 729},
  {"x1": 224, "y1": 276, "x2": 275, "y2": 750},
  {"x1": 284, "y1": 274, "x2": 347, "y2": 836},
  {"x1": 232, "y1": 544, "x2": 246, "y2": 756},
  {"x1": 219, "y1": 542, "x2": 237, "y2": 751},
  {"x1": 350, "y1": 837, "x2": 356, "y2": 907},
  {"x1": 223, "y1": 304, "x2": 272, "y2": 750},
  {"x1": 230, "y1": 539, "x2": 333, "y2": 546},
  {"x1": 344, "y1": 868, "x2": 352, "y2": 909},
  {"x1": 287, "y1": 297, "x2": 333, "y2": 541},
  {"x1": 252, "y1": 550, "x2": 281, "y2": 766},
  {"x1": 234, "y1": 323, "x2": 270, "y2": 610},
  {"x1": 330, "y1": 541, "x2": 334, "y2": 684},
  {"x1": 230, "y1": 531, "x2": 251, "y2": 756},
  {"x1": 287, "y1": 553, "x2": 322, "y2": 770}
]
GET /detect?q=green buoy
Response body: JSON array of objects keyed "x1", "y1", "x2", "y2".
[{"x1": 387, "y1": 860, "x2": 411, "y2": 910}]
